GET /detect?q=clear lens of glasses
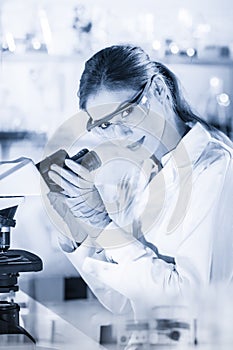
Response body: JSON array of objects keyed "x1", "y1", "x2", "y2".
[
  {"x1": 110, "y1": 97, "x2": 149, "y2": 129},
  {"x1": 87, "y1": 94, "x2": 150, "y2": 132}
]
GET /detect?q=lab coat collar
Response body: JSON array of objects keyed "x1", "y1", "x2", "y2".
[{"x1": 161, "y1": 122, "x2": 211, "y2": 168}]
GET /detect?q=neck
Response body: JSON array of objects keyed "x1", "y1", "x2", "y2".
[{"x1": 154, "y1": 115, "x2": 190, "y2": 163}]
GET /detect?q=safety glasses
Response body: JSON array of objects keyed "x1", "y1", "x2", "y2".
[{"x1": 86, "y1": 75, "x2": 156, "y2": 131}]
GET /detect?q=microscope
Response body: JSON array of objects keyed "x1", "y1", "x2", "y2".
[
  {"x1": 0, "y1": 150, "x2": 99, "y2": 345},
  {"x1": 0, "y1": 157, "x2": 43, "y2": 345}
]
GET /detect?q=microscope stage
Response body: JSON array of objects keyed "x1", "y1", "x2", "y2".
[{"x1": 0, "y1": 250, "x2": 42, "y2": 273}]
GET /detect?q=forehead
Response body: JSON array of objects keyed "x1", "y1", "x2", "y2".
[{"x1": 85, "y1": 88, "x2": 137, "y2": 120}]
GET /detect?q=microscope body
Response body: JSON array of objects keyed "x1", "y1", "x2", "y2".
[
  {"x1": 0, "y1": 205, "x2": 43, "y2": 345},
  {"x1": 0, "y1": 149, "x2": 98, "y2": 344},
  {"x1": 0, "y1": 158, "x2": 43, "y2": 345}
]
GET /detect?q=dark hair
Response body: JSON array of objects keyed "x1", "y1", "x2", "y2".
[{"x1": 78, "y1": 45, "x2": 212, "y2": 130}]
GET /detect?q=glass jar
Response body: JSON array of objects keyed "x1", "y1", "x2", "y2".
[
  {"x1": 150, "y1": 305, "x2": 195, "y2": 346},
  {"x1": 117, "y1": 319, "x2": 150, "y2": 350}
]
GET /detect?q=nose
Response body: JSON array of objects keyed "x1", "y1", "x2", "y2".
[{"x1": 115, "y1": 123, "x2": 133, "y2": 137}]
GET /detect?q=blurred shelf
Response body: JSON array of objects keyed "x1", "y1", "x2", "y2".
[
  {"x1": 159, "y1": 55, "x2": 233, "y2": 67},
  {"x1": 2, "y1": 51, "x2": 233, "y2": 66},
  {"x1": 0, "y1": 52, "x2": 87, "y2": 63},
  {"x1": 0, "y1": 130, "x2": 47, "y2": 143},
  {"x1": 0, "y1": 131, "x2": 47, "y2": 159}
]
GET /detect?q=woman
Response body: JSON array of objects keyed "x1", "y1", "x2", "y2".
[{"x1": 48, "y1": 45, "x2": 233, "y2": 319}]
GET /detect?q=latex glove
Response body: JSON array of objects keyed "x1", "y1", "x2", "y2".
[
  {"x1": 95, "y1": 157, "x2": 155, "y2": 229},
  {"x1": 47, "y1": 191, "x2": 88, "y2": 250},
  {"x1": 48, "y1": 159, "x2": 111, "y2": 238}
]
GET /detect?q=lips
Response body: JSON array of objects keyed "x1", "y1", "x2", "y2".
[{"x1": 127, "y1": 135, "x2": 145, "y2": 151}]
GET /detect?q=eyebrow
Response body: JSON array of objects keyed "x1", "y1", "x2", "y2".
[{"x1": 85, "y1": 99, "x2": 126, "y2": 120}]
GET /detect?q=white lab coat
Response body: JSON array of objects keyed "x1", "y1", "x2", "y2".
[{"x1": 66, "y1": 122, "x2": 233, "y2": 319}]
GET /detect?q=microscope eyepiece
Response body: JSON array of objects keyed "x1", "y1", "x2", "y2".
[{"x1": 36, "y1": 148, "x2": 101, "y2": 192}]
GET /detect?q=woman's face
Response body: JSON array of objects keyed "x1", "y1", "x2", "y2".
[{"x1": 85, "y1": 87, "x2": 167, "y2": 158}]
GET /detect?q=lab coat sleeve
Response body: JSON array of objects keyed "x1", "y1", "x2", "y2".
[
  {"x1": 176, "y1": 147, "x2": 233, "y2": 287},
  {"x1": 64, "y1": 239, "x2": 132, "y2": 315},
  {"x1": 82, "y1": 226, "x2": 180, "y2": 308},
  {"x1": 79, "y1": 147, "x2": 233, "y2": 309}
]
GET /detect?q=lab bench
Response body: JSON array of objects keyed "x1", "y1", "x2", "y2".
[
  {"x1": 0, "y1": 290, "x2": 109, "y2": 350},
  {"x1": 2, "y1": 289, "x2": 233, "y2": 350}
]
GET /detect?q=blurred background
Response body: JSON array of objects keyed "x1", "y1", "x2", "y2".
[{"x1": 0, "y1": 0, "x2": 233, "y2": 341}]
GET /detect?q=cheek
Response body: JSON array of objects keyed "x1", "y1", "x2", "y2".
[
  {"x1": 137, "y1": 112, "x2": 166, "y2": 154},
  {"x1": 140, "y1": 111, "x2": 165, "y2": 140}
]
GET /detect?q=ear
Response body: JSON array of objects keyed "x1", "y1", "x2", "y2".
[{"x1": 153, "y1": 76, "x2": 167, "y2": 104}]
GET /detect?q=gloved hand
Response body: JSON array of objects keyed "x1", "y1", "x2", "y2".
[
  {"x1": 47, "y1": 191, "x2": 88, "y2": 251},
  {"x1": 95, "y1": 156, "x2": 155, "y2": 229},
  {"x1": 48, "y1": 159, "x2": 111, "y2": 239}
]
